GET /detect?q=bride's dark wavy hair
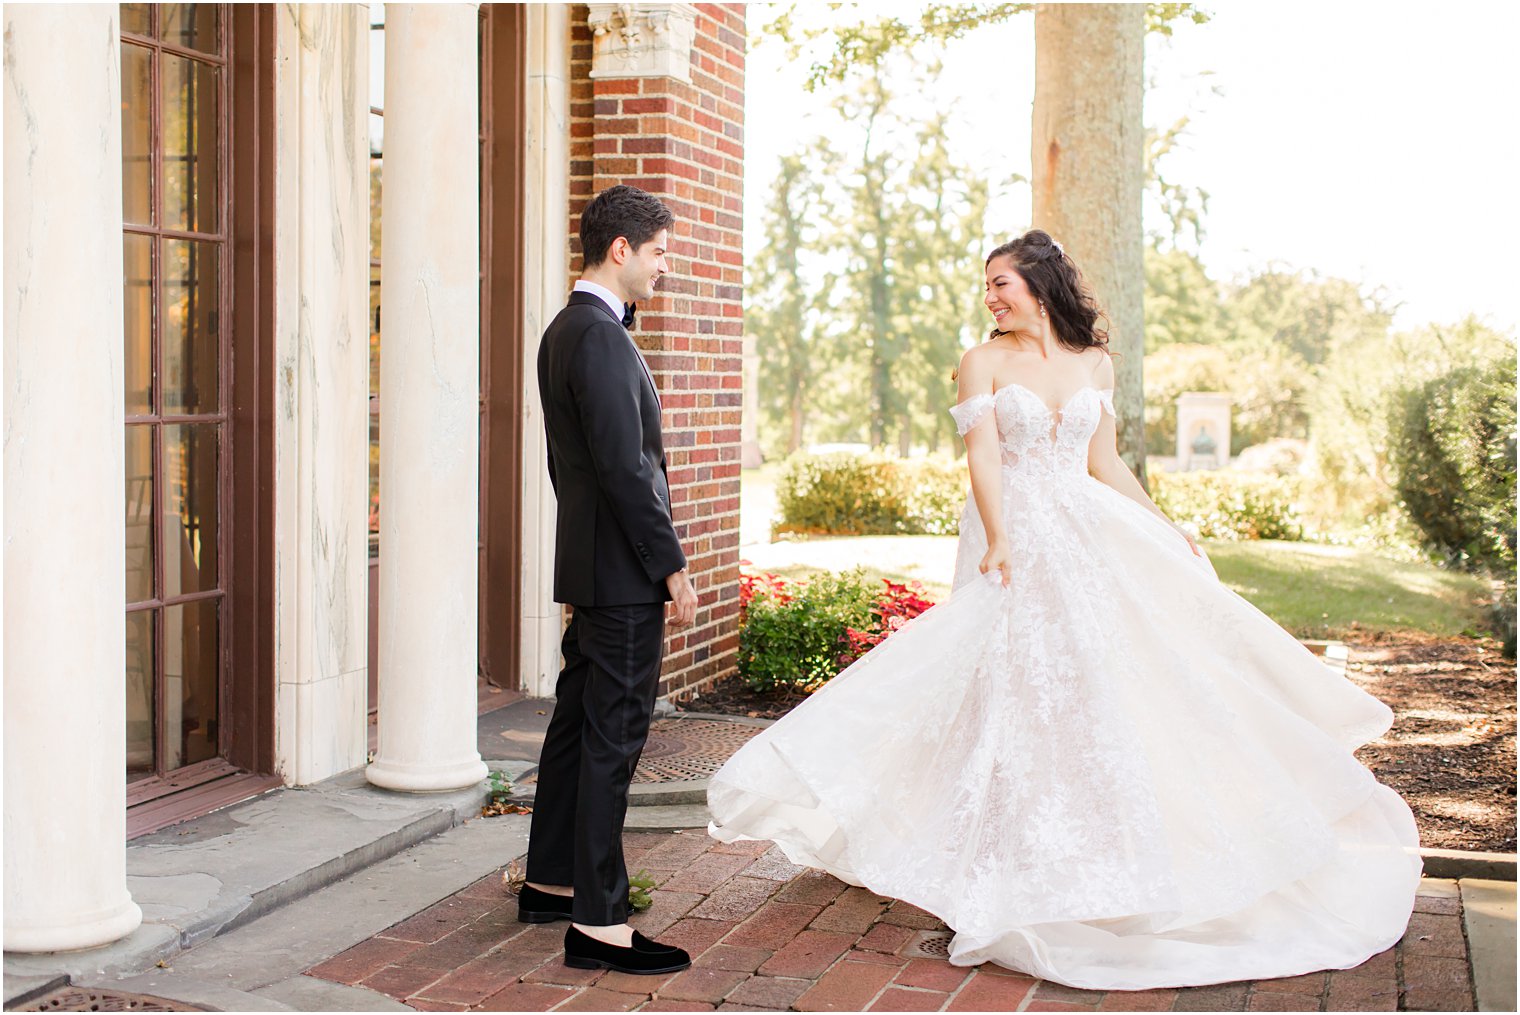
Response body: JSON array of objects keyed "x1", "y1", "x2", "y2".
[{"x1": 985, "y1": 230, "x2": 1110, "y2": 354}]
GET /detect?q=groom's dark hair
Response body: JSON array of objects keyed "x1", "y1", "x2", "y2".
[{"x1": 580, "y1": 185, "x2": 674, "y2": 268}]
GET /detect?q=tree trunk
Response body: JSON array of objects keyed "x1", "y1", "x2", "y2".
[
  {"x1": 1032, "y1": 3, "x2": 1146, "y2": 481},
  {"x1": 788, "y1": 385, "x2": 805, "y2": 454}
]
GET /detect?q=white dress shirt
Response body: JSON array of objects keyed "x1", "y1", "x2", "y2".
[{"x1": 572, "y1": 278, "x2": 624, "y2": 323}]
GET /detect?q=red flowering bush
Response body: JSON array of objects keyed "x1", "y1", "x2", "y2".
[
  {"x1": 738, "y1": 562, "x2": 937, "y2": 690},
  {"x1": 837, "y1": 579, "x2": 937, "y2": 668}
]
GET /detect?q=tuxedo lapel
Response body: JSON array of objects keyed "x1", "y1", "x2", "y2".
[{"x1": 566, "y1": 291, "x2": 661, "y2": 409}]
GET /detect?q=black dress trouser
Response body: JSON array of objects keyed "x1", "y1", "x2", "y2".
[{"x1": 525, "y1": 601, "x2": 666, "y2": 925}]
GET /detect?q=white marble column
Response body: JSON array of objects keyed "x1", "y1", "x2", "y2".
[
  {"x1": 367, "y1": 3, "x2": 489, "y2": 792},
  {"x1": 271, "y1": 4, "x2": 371, "y2": 785},
  {"x1": 520, "y1": 3, "x2": 573, "y2": 697},
  {"x1": 3, "y1": 3, "x2": 144, "y2": 952}
]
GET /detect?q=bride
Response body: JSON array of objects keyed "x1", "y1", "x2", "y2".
[{"x1": 705, "y1": 230, "x2": 1423, "y2": 991}]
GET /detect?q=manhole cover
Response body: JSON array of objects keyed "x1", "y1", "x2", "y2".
[
  {"x1": 27, "y1": 988, "x2": 205, "y2": 1012},
  {"x1": 633, "y1": 717, "x2": 763, "y2": 783}
]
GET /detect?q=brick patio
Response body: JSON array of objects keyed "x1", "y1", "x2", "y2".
[{"x1": 306, "y1": 830, "x2": 1473, "y2": 1012}]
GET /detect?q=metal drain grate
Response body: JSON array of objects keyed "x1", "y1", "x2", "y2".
[
  {"x1": 27, "y1": 988, "x2": 205, "y2": 1012},
  {"x1": 633, "y1": 717, "x2": 763, "y2": 783},
  {"x1": 905, "y1": 930, "x2": 954, "y2": 958}
]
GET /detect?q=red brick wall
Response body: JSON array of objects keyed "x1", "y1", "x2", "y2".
[{"x1": 568, "y1": 4, "x2": 745, "y2": 699}]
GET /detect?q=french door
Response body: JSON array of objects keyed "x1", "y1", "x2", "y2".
[{"x1": 121, "y1": 2, "x2": 275, "y2": 826}]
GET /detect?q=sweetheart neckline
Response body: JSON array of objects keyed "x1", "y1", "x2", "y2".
[{"x1": 991, "y1": 381, "x2": 1111, "y2": 417}]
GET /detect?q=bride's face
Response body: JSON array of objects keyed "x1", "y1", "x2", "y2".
[{"x1": 984, "y1": 255, "x2": 1039, "y2": 336}]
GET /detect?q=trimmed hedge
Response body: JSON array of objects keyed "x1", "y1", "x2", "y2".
[
  {"x1": 1387, "y1": 361, "x2": 1516, "y2": 577},
  {"x1": 774, "y1": 453, "x2": 964, "y2": 537},
  {"x1": 1150, "y1": 471, "x2": 1305, "y2": 541}
]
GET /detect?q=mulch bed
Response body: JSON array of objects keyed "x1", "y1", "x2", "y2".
[
  {"x1": 1346, "y1": 632, "x2": 1516, "y2": 853},
  {"x1": 681, "y1": 634, "x2": 1516, "y2": 853}
]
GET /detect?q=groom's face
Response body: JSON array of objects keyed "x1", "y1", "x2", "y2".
[{"x1": 618, "y1": 228, "x2": 670, "y2": 302}]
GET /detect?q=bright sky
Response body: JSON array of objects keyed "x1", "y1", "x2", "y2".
[{"x1": 742, "y1": 1, "x2": 1520, "y2": 334}]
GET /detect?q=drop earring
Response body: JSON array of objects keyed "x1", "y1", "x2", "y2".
[{"x1": 1038, "y1": 301, "x2": 1047, "y2": 318}]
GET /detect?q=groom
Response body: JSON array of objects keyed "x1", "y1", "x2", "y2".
[{"x1": 519, "y1": 185, "x2": 698, "y2": 975}]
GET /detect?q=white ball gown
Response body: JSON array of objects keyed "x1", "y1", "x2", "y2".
[{"x1": 706, "y1": 382, "x2": 1423, "y2": 991}]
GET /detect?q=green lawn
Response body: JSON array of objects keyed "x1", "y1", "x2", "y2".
[
  {"x1": 743, "y1": 467, "x2": 1492, "y2": 640},
  {"x1": 1204, "y1": 540, "x2": 1491, "y2": 639},
  {"x1": 746, "y1": 534, "x2": 1490, "y2": 640}
]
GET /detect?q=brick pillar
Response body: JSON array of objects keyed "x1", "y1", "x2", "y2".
[{"x1": 570, "y1": 3, "x2": 744, "y2": 698}]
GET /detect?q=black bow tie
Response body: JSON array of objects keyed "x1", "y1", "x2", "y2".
[{"x1": 622, "y1": 302, "x2": 636, "y2": 329}]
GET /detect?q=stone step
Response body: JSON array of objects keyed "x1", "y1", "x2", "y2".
[
  {"x1": 2, "y1": 762, "x2": 533, "y2": 990},
  {"x1": 622, "y1": 804, "x2": 712, "y2": 832},
  {"x1": 1421, "y1": 848, "x2": 1517, "y2": 882},
  {"x1": 508, "y1": 777, "x2": 708, "y2": 810}
]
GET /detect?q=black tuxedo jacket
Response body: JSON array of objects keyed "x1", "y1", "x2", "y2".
[{"x1": 537, "y1": 291, "x2": 685, "y2": 606}]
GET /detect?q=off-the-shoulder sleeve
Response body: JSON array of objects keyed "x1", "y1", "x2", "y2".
[
  {"x1": 949, "y1": 394, "x2": 995, "y2": 436},
  {"x1": 1096, "y1": 388, "x2": 1117, "y2": 419}
]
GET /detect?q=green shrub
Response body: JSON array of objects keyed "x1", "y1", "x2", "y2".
[
  {"x1": 1151, "y1": 470, "x2": 1305, "y2": 541},
  {"x1": 1386, "y1": 360, "x2": 1516, "y2": 578},
  {"x1": 774, "y1": 453, "x2": 964, "y2": 536},
  {"x1": 898, "y1": 457, "x2": 966, "y2": 536},
  {"x1": 738, "y1": 569, "x2": 878, "y2": 691}
]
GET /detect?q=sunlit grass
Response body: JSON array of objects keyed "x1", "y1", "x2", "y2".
[{"x1": 1204, "y1": 540, "x2": 1490, "y2": 639}]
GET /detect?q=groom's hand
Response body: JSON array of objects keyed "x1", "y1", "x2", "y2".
[{"x1": 665, "y1": 568, "x2": 697, "y2": 628}]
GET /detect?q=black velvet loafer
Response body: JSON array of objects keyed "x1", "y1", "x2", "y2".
[
  {"x1": 563, "y1": 925, "x2": 692, "y2": 974},
  {"x1": 516, "y1": 884, "x2": 573, "y2": 923},
  {"x1": 631, "y1": 929, "x2": 683, "y2": 953}
]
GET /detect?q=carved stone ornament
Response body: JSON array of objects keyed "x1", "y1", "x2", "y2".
[{"x1": 586, "y1": 3, "x2": 698, "y2": 82}]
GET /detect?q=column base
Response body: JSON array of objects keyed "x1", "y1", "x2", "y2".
[
  {"x1": 365, "y1": 754, "x2": 489, "y2": 793},
  {"x1": 3, "y1": 895, "x2": 143, "y2": 954}
]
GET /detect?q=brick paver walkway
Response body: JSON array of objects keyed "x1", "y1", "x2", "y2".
[{"x1": 306, "y1": 830, "x2": 1474, "y2": 1012}]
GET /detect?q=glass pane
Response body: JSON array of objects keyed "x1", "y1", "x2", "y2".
[
  {"x1": 369, "y1": 152, "x2": 382, "y2": 261},
  {"x1": 161, "y1": 238, "x2": 219, "y2": 414},
  {"x1": 126, "y1": 425, "x2": 155, "y2": 604},
  {"x1": 369, "y1": 263, "x2": 381, "y2": 395},
  {"x1": 162, "y1": 423, "x2": 219, "y2": 598},
  {"x1": 124, "y1": 234, "x2": 153, "y2": 414},
  {"x1": 122, "y1": 43, "x2": 153, "y2": 225},
  {"x1": 163, "y1": 598, "x2": 219, "y2": 769},
  {"x1": 368, "y1": 11, "x2": 385, "y2": 109},
  {"x1": 126, "y1": 609, "x2": 156, "y2": 779},
  {"x1": 162, "y1": 55, "x2": 219, "y2": 233},
  {"x1": 369, "y1": 411, "x2": 380, "y2": 537},
  {"x1": 121, "y1": 4, "x2": 152, "y2": 35},
  {"x1": 161, "y1": 4, "x2": 219, "y2": 54}
]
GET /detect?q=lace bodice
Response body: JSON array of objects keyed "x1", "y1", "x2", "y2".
[{"x1": 950, "y1": 381, "x2": 1115, "y2": 481}]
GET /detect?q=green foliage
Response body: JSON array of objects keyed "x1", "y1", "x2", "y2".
[
  {"x1": 751, "y1": 154, "x2": 831, "y2": 456},
  {"x1": 749, "y1": 64, "x2": 991, "y2": 456},
  {"x1": 738, "y1": 569, "x2": 879, "y2": 691},
  {"x1": 628, "y1": 869, "x2": 656, "y2": 912},
  {"x1": 761, "y1": 3, "x2": 1208, "y2": 92},
  {"x1": 1143, "y1": 343, "x2": 1309, "y2": 456},
  {"x1": 1303, "y1": 316, "x2": 1515, "y2": 532},
  {"x1": 1387, "y1": 358, "x2": 1517, "y2": 577},
  {"x1": 774, "y1": 453, "x2": 964, "y2": 537},
  {"x1": 1145, "y1": 119, "x2": 1212, "y2": 253},
  {"x1": 1143, "y1": 248, "x2": 1227, "y2": 351},
  {"x1": 486, "y1": 770, "x2": 512, "y2": 803},
  {"x1": 1151, "y1": 471, "x2": 1305, "y2": 541},
  {"x1": 1224, "y1": 267, "x2": 1395, "y2": 368}
]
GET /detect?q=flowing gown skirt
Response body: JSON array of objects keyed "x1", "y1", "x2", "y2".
[{"x1": 707, "y1": 476, "x2": 1422, "y2": 990}]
